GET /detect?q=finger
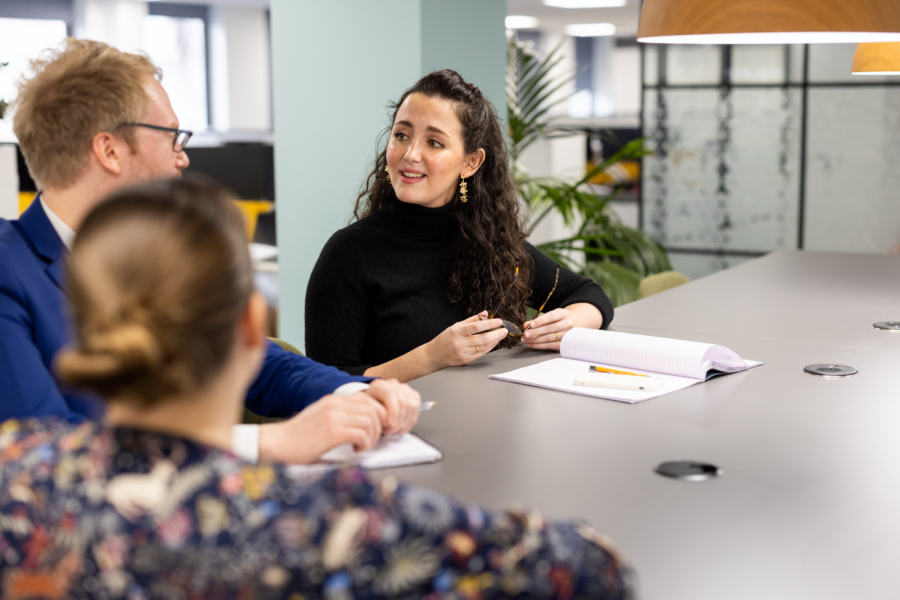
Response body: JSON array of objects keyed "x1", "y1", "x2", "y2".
[
  {"x1": 489, "y1": 328, "x2": 510, "y2": 347},
  {"x1": 403, "y1": 387, "x2": 421, "y2": 431},
  {"x1": 398, "y1": 391, "x2": 420, "y2": 434},
  {"x1": 462, "y1": 313, "x2": 487, "y2": 324},
  {"x1": 463, "y1": 318, "x2": 504, "y2": 336},
  {"x1": 365, "y1": 384, "x2": 398, "y2": 431},
  {"x1": 525, "y1": 340, "x2": 561, "y2": 350},
  {"x1": 369, "y1": 397, "x2": 388, "y2": 423},
  {"x1": 524, "y1": 320, "x2": 572, "y2": 341},
  {"x1": 525, "y1": 330, "x2": 564, "y2": 345},
  {"x1": 362, "y1": 400, "x2": 385, "y2": 442},
  {"x1": 346, "y1": 424, "x2": 378, "y2": 452},
  {"x1": 471, "y1": 329, "x2": 508, "y2": 359},
  {"x1": 342, "y1": 395, "x2": 388, "y2": 437},
  {"x1": 528, "y1": 308, "x2": 566, "y2": 330}
]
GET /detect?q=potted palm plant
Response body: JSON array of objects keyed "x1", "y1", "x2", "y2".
[{"x1": 508, "y1": 37, "x2": 670, "y2": 306}]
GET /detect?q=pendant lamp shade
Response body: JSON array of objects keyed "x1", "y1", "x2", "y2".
[
  {"x1": 637, "y1": 0, "x2": 900, "y2": 44},
  {"x1": 852, "y1": 43, "x2": 900, "y2": 74}
]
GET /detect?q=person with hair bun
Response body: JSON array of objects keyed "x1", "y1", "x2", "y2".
[
  {"x1": 0, "y1": 178, "x2": 633, "y2": 599},
  {"x1": 306, "y1": 70, "x2": 613, "y2": 381},
  {"x1": 0, "y1": 38, "x2": 421, "y2": 464}
]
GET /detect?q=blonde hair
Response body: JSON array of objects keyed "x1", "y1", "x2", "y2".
[
  {"x1": 12, "y1": 38, "x2": 160, "y2": 189},
  {"x1": 55, "y1": 178, "x2": 253, "y2": 405}
]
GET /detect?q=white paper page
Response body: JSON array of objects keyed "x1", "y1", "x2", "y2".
[
  {"x1": 285, "y1": 433, "x2": 442, "y2": 477},
  {"x1": 490, "y1": 358, "x2": 705, "y2": 403},
  {"x1": 561, "y1": 328, "x2": 748, "y2": 380},
  {"x1": 491, "y1": 358, "x2": 764, "y2": 403}
]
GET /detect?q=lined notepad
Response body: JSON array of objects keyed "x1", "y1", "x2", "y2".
[
  {"x1": 285, "y1": 433, "x2": 442, "y2": 477},
  {"x1": 490, "y1": 328, "x2": 763, "y2": 403}
]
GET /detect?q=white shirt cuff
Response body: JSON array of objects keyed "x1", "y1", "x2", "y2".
[
  {"x1": 333, "y1": 381, "x2": 371, "y2": 396},
  {"x1": 231, "y1": 424, "x2": 260, "y2": 463},
  {"x1": 231, "y1": 383, "x2": 368, "y2": 463}
]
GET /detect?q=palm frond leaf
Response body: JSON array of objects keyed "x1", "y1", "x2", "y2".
[{"x1": 507, "y1": 34, "x2": 672, "y2": 308}]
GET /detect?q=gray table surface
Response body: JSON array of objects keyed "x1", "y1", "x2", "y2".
[
  {"x1": 382, "y1": 250, "x2": 900, "y2": 599},
  {"x1": 613, "y1": 249, "x2": 900, "y2": 350}
]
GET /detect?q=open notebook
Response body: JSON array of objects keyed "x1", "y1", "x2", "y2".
[
  {"x1": 285, "y1": 433, "x2": 442, "y2": 477},
  {"x1": 490, "y1": 328, "x2": 763, "y2": 403}
]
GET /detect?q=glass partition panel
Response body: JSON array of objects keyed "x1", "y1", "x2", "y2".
[
  {"x1": 642, "y1": 87, "x2": 801, "y2": 253},
  {"x1": 809, "y1": 43, "x2": 895, "y2": 84},
  {"x1": 731, "y1": 45, "x2": 786, "y2": 84},
  {"x1": 666, "y1": 45, "x2": 721, "y2": 86},
  {"x1": 804, "y1": 87, "x2": 900, "y2": 253}
]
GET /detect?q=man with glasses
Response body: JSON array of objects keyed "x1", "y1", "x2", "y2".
[{"x1": 0, "y1": 39, "x2": 421, "y2": 463}]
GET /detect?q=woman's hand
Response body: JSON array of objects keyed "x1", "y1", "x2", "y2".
[
  {"x1": 365, "y1": 378, "x2": 421, "y2": 435},
  {"x1": 425, "y1": 311, "x2": 509, "y2": 370},
  {"x1": 258, "y1": 393, "x2": 387, "y2": 464},
  {"x1": 522, "y1": 307, "x2": 575, "y2": 351}
]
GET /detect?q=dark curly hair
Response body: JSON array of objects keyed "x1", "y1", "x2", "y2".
[{"x1": 353, "y1": 70, "x2": 531, "y2": 347}]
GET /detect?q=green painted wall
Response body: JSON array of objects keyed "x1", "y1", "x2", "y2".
[
  {"x1": 271, "y1": 0, "x2": 506, "y2": 350},
  {"x1": 420, "y1": 0, "x2": 507, "y2": 127}
]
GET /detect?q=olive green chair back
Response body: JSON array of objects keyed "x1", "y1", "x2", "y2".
[{"x1": 638, "y1": 271, "x2": 690, "y2": 299}]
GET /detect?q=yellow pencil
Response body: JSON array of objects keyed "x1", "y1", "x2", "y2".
[{"x1": 589, "y1": 366, "x2": 650, "y2": 377}]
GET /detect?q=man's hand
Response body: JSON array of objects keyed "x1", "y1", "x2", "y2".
[
  {"x1": 363, "y1": 378, "x2": 421, "y2": 435},
  {"x1": 257, "y1": 393, "x2": 387, "y2": 464}
]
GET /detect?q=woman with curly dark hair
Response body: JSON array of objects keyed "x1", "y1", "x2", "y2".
[{"x1": 305, "y1": 69, "x2": 613, "y2": 381}]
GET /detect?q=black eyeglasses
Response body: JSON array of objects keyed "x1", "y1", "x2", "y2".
[
  {"x1": 114, "y1": 122, "x2": 193, "y2": 152},
  {"x1": 485, "y1": 260, "x2": 560, "y2": 338}
]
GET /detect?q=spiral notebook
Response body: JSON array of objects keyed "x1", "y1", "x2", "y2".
[
  {"x1": 490, "y1": 328, "x2": 763, "y2": 404},
  {"x1": 285, "y1": 433, "x2": 442, "y2": 477}
]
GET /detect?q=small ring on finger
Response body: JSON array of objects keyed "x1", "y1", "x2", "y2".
[
  {"x1": 476, "y1": 345, "x2": 480, "y2": 353},
  {"x1": 555, "y1": 331, "x2": 560, "y2": 342}
]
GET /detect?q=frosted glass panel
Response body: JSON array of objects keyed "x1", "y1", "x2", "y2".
[
  {"x1": 669, "y1": 252, "x2": 755, "y2": 281},
  {"x1": 808, "y1": 44, "x2": 895, "y2": 84},
  {"x1": 804, "y1": 88, "x2": 900, "y2": 253},
  {"x1": 731, "y1": 45, "x2": 785, "y2": 84},
  {"x1": 667, "y1": 45, "x2": 721, "y2": 85},
  {"x1": 643, "y1": 88, "x2": 801, "y2": 253},
  {"x1": 643, "y1": 45, "x2": 658, "y2": 86}
]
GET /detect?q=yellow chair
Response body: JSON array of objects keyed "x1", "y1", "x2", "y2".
[
  {"x1": 22, "y1": 194, "x2": 271, "y2": 243},
  {"x1": 19, "y1": 192, "x2": 37, "y2": 214},
  {"x1": 241, "y1": 337, "x2": 303, "y2": 424},
  {"x1": 233, "y1": 200, "x2": 274, "y2": 241},
  {"x1": 638, "y1": 271, "x2": 690, "y2": 299}
]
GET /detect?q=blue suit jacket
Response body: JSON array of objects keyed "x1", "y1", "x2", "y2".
[{"x1": 0, "y1": 199, "x2": 370, "y2": 424}]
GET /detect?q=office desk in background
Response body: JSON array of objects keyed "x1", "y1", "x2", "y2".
[{"x1": 386, "y1": 250, "x2": 900, "y2": 600}]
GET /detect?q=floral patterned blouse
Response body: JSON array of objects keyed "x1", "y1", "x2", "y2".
[{"x1": 0, "y1": 418, "x2": 633, "y2": 599}]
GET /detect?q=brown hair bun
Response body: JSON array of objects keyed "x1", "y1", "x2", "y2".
[
  {"x1": 56, "y1": 321, "x2": 163, "y2": 397},
  {"x1": 55, "y1": 176, "x2": 251, "y2": 406}
]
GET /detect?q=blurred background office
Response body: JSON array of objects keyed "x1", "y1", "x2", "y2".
[{"x1": 1, "y1": 0, "x2": 898, "y2": 344}]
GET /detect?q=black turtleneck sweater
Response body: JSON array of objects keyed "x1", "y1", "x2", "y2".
[{"x1": 305, "y1": 199, "x2": 614, "y2": 376}]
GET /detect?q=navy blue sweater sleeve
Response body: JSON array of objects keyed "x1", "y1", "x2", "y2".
[
  {"x1": 244, "y1": 340, "x2": 374, "y2": 417},
  {"x1": 0, "y1": 265, "x2": 89, "y2": 425}
]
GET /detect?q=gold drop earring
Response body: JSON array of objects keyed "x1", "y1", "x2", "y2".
[
  {"x1": 459, "y1": 177, "x2": 468, "y2": 203},
  {"x1": 384, "y1": 166, "x2": 391, "y2": 183}
]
